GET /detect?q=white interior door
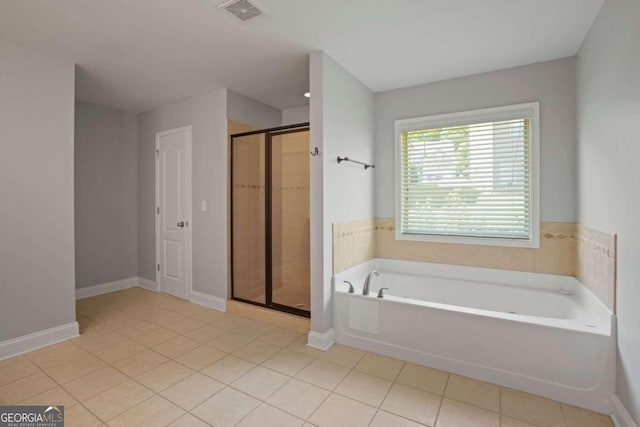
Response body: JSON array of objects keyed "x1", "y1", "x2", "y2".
[{"x1": 156, "y1": 126, "x2": 192, "y2": 300}]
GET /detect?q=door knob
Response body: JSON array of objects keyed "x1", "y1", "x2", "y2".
[{"x1": 177, "y1": 221, "x2": 185, "y2": 228}]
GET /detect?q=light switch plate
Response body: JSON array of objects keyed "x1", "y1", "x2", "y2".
[{"x1": 201, "y1": 200, "x2": 207, "y2": 212}]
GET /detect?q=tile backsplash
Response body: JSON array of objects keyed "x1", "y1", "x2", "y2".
[
  {"x1": 332, "y1": 218, "x2": 376, "y2": 275},
  {"x1": 333, "y1": 217, "x2": 616, "y2": 312},
  {"x1": 576, "y1": 225, "x2": 617, "y2": 312}
]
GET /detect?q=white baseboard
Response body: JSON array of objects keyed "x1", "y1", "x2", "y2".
[
  {"x1": 75, "y1": 277, "x2": 138, "y2": 299},
  {"x1": 75, "y1": 277, "x2": 160, "y2": 300},
  {"x1": 136, "y1": 277, "x2": 157, "y2": 291},
  {"x1": 76, "y1": 278, "x2": 227, "y2": 314},
  {"x1": 307, "y1": 328, "x2": 335, "y2": 351},
  {"x1": 611, "y1": 395, "x2": 638, "y2": 427},
  {"x1": 0, "y1": 322, "x2": 79, "y2": 361},
  {"x1": 190, "y1": 291, "x2": 226, "y2": 312}
]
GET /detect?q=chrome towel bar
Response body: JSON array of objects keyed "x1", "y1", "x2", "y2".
[{"x1": 337, "y1": 156, "x2": 375, "y2": 170}]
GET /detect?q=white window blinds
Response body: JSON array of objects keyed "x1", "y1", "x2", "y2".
[{"x1": 397, "y1": 103, "x2": 539, "y2": 244}]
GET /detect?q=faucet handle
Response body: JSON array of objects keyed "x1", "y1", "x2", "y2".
[
  {"x1": 343, "y1": 280, "x2": 355, "y2": 293},
  {"x1": 377, "y1": 287, "x2": 389, "y2": 298}
]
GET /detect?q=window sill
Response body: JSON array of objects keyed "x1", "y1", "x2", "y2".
[{"x1": 394, "y1": 230, "x2": 540, "y2": 249}]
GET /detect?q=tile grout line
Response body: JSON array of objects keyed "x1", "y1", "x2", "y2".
[
  {"x1": 440, "y1": 391, "x2": 502, "y2": 415},
  {"x1": 102, "y1": 392, "x2": 159, "y2": 425},
  {"x1": 560, "y1": 403, "x2": 570, "y2": 427},
  {"x1": 257, "y1": 378, "x2": 311, "y2": 421},
  {"x1": 56, "y1": 368, "x2": 126, "y2": 403},
  {"x1": 226, "y1": 366, "x2": 293, "y2": 400},
  {"x1": 196, "y1": 371, "x2": 300, "y2": 426},
  {"x1": 330, "y1": 368, "x2": 385, "y2": 412},
  {"x1": 185, "y1": 409, "x2": 214, "y2": 427},
  {"x1": 11, "y1": 362, "x2": 60, "y2": 405},
  {"x1": 27, "y1": 356, "x2": 104, "y2": 423},
  {"x1": 0, "y1": 369, "x2": 43, "y2": 393},
  {"x1": 262, "y1": 401, "x2": 309, "y2": 425},
  {"x1": 64, "y1": 358, "x2": 168, "y2": 424},
  {"x1": 304, "y1": 385, "x2": 334, "y2": 424},
  {"x1": 499, "y1": 386, "x2": 503, "y2": 426},
  {"x1": 302, "y1": 349, "x2": 364, "y2": 424},
  {"x1": 431, "y1": 373, "x2": 451, "y2": 427},
  {"x1": 76, "y1": 401, "x2": 105, "y2": 425},
  {"x1": 366, "y1": 363, "x2": 398, "y2": 427},
  {"x1": 367, "y1": 409, "x2": 381, "y2": 427}
]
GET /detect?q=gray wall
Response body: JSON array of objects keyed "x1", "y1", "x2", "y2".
[
  {"x1": 282, "y1": 105, "x2": 310, "y2": 126},
  {"x1": 137, "y1": 89, "x2": 228, "y2": 298},
  {"x1": 374, "y1": 57, "x2": 577, "y2": 222},
  {"x1": 75, "y1": 101, "x2": 138, "y2": 288},
  {"x1": 309, "y1": 52, "x2": 375, "y2": 334},
  {"x1": 0, "y1": 40, "x2": 76, "y2": 341},
  {"x1": 576, "y1": 0, "x2": 640, "y2": 422},
  {"x1": 227, "y1": 89, "x2": 282, "y2": 128}
]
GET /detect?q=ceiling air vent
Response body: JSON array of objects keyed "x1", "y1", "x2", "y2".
[{"x1": 218, "y1": 0, "x2": 264, "y2": 22}]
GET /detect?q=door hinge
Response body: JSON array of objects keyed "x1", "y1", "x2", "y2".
[
  {"x1": 157, "y1": 207, "x2": 159, "y2": 214},
  {"x1": 155, "y1": 149, "x2": 159, "y2": 157},
  {"x1": 157, "y1": 263, "x2": 160, "y2": 271}
]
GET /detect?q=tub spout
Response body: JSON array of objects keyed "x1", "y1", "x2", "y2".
[{"x1": 363, "y1": 270, "x2": 380, "y2": 296}]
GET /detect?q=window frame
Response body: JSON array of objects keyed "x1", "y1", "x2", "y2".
[{"x1": 394, "y1": 102, "x2": 540, "y2": 248}]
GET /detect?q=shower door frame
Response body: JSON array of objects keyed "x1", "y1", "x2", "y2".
[{"x1": 230, "y1": 123, "x2": 311, "y2": 318}]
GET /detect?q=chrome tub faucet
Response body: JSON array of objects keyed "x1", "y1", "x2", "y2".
[{"x1": 363, "y1": 270, "x2": 380, "y2": 296}]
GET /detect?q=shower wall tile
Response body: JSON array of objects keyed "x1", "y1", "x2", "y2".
[{"x1": 576, "y1": 225, "x2": 617, "y2": 312}]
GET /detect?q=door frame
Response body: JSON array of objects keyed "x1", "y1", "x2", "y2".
[{"x1": 155, "y1": 125, "x2": 193, "y2": 299}]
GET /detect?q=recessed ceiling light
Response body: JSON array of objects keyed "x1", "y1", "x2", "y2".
[{"x1": 304, "y1": 92, "x2": 310, "y2": 98}]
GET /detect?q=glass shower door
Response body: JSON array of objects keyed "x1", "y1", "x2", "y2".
[
  {"x1": 270, "y1": 130, "x2": 311, "y2": 312},
  {"x1": 231, "y1": 132, "x2": 266, "y2": 304},
  {"x1": 230, "y1": 124, "x2": 310, "y2": 317}
]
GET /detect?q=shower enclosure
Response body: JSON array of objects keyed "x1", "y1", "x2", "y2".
[{"x1": 230, "y1": 123, "x2": 310, "y2": 317}]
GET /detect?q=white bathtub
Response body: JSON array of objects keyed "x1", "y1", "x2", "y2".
[{"x1": 333, "y1": 258, "x2": 616, "y2": 413}]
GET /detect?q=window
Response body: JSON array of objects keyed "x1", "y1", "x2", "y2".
[{"x1": 394, "y1": 102, "x2": 540, "y2": 248}]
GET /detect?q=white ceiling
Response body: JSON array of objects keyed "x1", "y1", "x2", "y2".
[{"x1": 0, "y1": 0, "x2": 604, "y2": 114}]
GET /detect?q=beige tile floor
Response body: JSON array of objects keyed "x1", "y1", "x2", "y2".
[
  {"x1": 0, "y1": 288, "x2": 614, "y2": 427},
  {"x1": 248, "y1": 286, "x2": 311, "y2": 311}
]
